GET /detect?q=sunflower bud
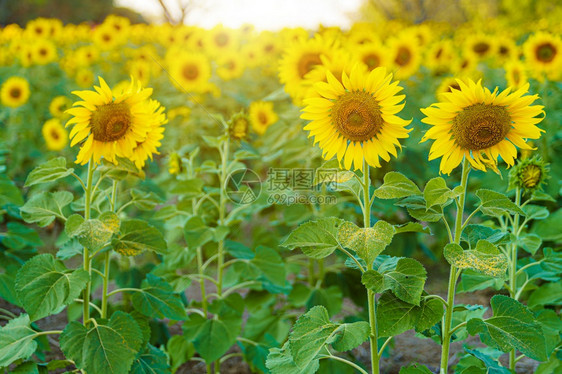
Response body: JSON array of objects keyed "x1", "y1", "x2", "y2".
[
  {"x1": 168, "y1": 152, "x2": 183, "y2": 175},
  {"x1": 509, "y1": 156, "x2": 549, "y2": 195},
  {"x1": 228, "y1": 112, "x2": 250, "y2": 140}
]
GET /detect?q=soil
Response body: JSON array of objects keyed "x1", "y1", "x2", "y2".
[{"x1": 0, "y1": 263, "x2": 540, "y2": 374}]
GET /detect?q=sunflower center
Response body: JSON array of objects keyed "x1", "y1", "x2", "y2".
[
  {"x1": 363, "y1": 54, "x2": 380, "y2": 69},
  {"x1": 182, "y1": 64, "x2": 199, "y2": 80},
  {"x1": 394, "y1": 47, "x2": 411, "y2": 66},
  {"x1": 535, "y1": 43, "x2": 556, "y2": 62},
  {"x1": 499, "y1": 46, "x2": 509, "y2": 56},
  {"x1": 258, "y1": 112, "x2": 268, "y2": 124},
  {"x1": 39, "y1": 48, "x2": 47, "y2": 56},
  {"x1": 215, "y1": 33, "x2": 229, "y2": 46},
  {"x1": 452, "y1": 104, "x2": 512, "y2": 150},
  {"x1": 50, "y1": 129, "x2": 60, "y2": 140},
  {"x1": 91, "y1": 102, "x2": 131, "y2": 142},
  {"x1": 331, "y1": 91, "x2": 383, "y2": 142},
  {"x1": 473, "y1": 42, "x2": 490, "y2": 56},
  {"x1": 9, "y1": 87, "x2": 22, "y2": 99},
  {"x1": 297, "y1": 53, "x2": 322, "y2": 78}
]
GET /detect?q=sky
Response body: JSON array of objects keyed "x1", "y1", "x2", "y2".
[{"x1": 115, "y1": 0, "x2": 363, "y2": 30}]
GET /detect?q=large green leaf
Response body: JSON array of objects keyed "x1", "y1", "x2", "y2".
[
  {"x1": 377, "y1": 292, "x2": 444, "y2": 336},
  {"x1": 132, "y1": 274, "x2": 187, "y2": 320},
  {"x1": 362, "y1": 257, "x2": 427, "y2": 305},
  {"x1": 0, "y1": 175, "x2": 24, "y2": 207},
  {"x1": 266, "y1": 341, "x2": 320, "y2": 374},
  {"x1": 475, "y1": 189, "x2": 525, "y2": 218},
  {"x1": 282, "y1": 217, "x2": 344, "y2": 259},
  {"x1": 129, "y1": 189, "x2": 164, "y2": 211},
  {"x1": 60, "y1": 311, "x2": 143, "y2": 374},
  {"x1": 130, "y1": 344, "x2": 170, "y2": 374},
  {"x1": 423, "y1": 177, "x2": 459, "y2": 208},
  {"x1": 397, "y1": 196, "x2": 443, "y2": 222},
  {"x1": 289, "y1": 306, "x2": 339, "y2": 369},
  {"x1": 373, "y1": 172, "x2": 421, "y2": 199},
  {"x1": 15, "y1": 254, "x2": 89, "y2": 321},
  {"x1": 0, "y1": 314, "x2": 38, "y2": 367},
  {"x1": 192, "y1": 318, "x2": 236, "y2": 362},
  {"x1": 166, "y1": 335, "x2": 194, "y2": 372},
  {"x1": 467, "y1": 295, "x2": 547, "y2": 361},
  {"x1": 183, "y1": 216, "x2": 214, "y2": 250},
  {"x1": 331, "y1": 321, "x2": 370, "y2": 352},
  {"x1": 338, "y1": 220, "x2": 395, "y2": 265},
  {"x1": 112, "y1": 219, "x2": 167, "y2": 255},
  {"x1": 66, "y1": 212, "x2": 120, "y2": 252},
  {"x1": 24, "y1": 157, "x2": 74, "y2": 187},
  {"x1": 250, "y1": 246, "x2": 286, "y2": 287},
  {"x1": 20, "y1": 191, "x2": 73, "y2": 227},
  {"x1": 444, "y1": 240, "x2": 507, "y2": 278}
]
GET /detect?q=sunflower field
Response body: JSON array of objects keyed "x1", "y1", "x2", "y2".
[{"x1": 1, "y1": 1, "x2": 561, "y2": 373}]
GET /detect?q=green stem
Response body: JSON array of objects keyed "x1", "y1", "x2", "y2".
[
  {"x1": 440, "y1": 157, "x2": 470, "y2": 374},
  {"x1": 101, "y1": 180, "x2": 118, "y2": 319},
  {"x1": 82, "y1": 159, "x2": 95, "y2": 326},
  {"x1": 509, "y1": 187, "x2": 521, "y2": 370},
  {"x1": 318, "y1": 354, "x2": 369, "y2": 374},
  {"x1": 0, "y1": 307, "x2": 16, "y2": 318},
  {"x1": 361, "y1": 160, "x2": 379, "y2": 374},
  {"x1": 216, "y1": 136, "x2": 229, "y2": 297},
  {"x1": 197, "y1": 247, "x2": 208, "y2": 317}
]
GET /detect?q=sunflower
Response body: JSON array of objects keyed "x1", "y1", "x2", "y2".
[
  {"x1": 168, "y1": 52, "x2": 212, "y2": 94},
  {"x1": 495, "y1": 35, "x2": 518, "y2": 63},
  {"x1": 421, "y1": 79, "x2": 545, "y2": 175},
  {"x1": 436, "y1": 77, "x2": 462, "y2": 98},
  {"x1": 279, "y1": 34, "x2": 339, "y2": 102},
  {"x1": 388, "y1": 35, "x2": 420, "y2": 79},
  {"x1": 505, "y1": 60, "x2": 528, "y2": 88},
  {"x1": 129, "y1": 99, "x2": 167, "y2": 169},
  {"x1": 1, "y1": 76, "x2": 30, "y2": 108},
  {"x1": 523, "y1": 32, "x2": 562, "y2": 79},
  {"x1": 75, "y1": 68, "x2": 94, "y2": 88},
  {"x1": 92, "y1": 24, "x2": 121, "y2": 50},
  {"x1": 66, "y1": 77, "x2": 162, "y2": 165},
  {"x1": 206, "y1": 25, "x2": 239, "y2": 56},
  {"x1": 464, "y1": 34, "x2": 495, "y2": 60},
  {"x1": 128, "y1": 59, "x2": 151, "y2": 86},
  {"x1": 249, "y1": 101, "x2": 278, "y2": 135},
  {"x1": 216, "y1": 53, "x2": 245, "y2": 81},
  {"x1": 42, "y1": 118, "x2": 68, "y2": 151},
  {"x1": 425, "y1": 40, "x2": 454, "y2": 75},
  {"x1": 32, "y1": 39, "x2": 57, "y2": 65},
  {"x1": 353, "y1": 42, "x2": 389, "y2": 72},
  {"x1": 228, "y1": 112, "x2": 251, "y2": 140},
  {"x1": 301, "y1": 65, "x2": 411, "y2": 171},
  {"x1": 49, "y1": 95, "x2": 72, "y2": 118}
]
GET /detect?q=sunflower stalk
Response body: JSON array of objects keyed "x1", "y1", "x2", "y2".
[
  {"x1": 440, "y1": 157, "x2": 470, "y2": 374},
  {"x1": 82, "y1": 158, "x2": 95, "y2": 326},
  {"x1": 508, "y1": 186, "x2": 522, "y2": 370},
  {"x1": 101, "y1": 180, "x2": 118, "y2": 319}
]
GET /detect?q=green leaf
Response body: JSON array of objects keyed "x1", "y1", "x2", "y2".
[
  {"x1": 129, "y1": 189, "x2": 164, "y2": 211},
  {"x1": 464, "y1": 348, "x2": 511, "y2": 374},
  {"x1": 444, "y1": 240, "x2": 507, "y2": 278},
  {"x1": 98, "y1": 157, "x2": 144, "y2": 180},
  {"x1": 338, "y1": 220, "x2": 395, "y2": 266},
  {"x1": 24, "y1": 157, "x2": 74, "y2": 187},
  {"x1": 475, "y1": 189, "x2": 525, "y2": 218},
  {"x1": 289, "y1": 306, "x2": 339, "y2": 369},
  {"x1": 399, "y1": 363, "x2": 434, "y2": 373},
  {"x1": 0, "y1": 314, "x2": 38, "y2": 367},
  {"x1": 112, "y1": 219, "x2": 167, "y2": 255},
  {"x1": 528, "y1": 282, "x2": 562, "y2": 308},
  {"x1": 282, "y1": 217, "x2": 344, "y2": 259},
  {"x1": 467, "y1": 295, "x2": 547, "y2": 361},
  {"x1": 377, "y1": 292, "x2": 444, "y2": 336},
  {"x1": 193, "y1": 318, "x2": 235, "y2": 362},
  {"x1": 0, "y1": 272, "x2": 20, "y2": 306},
  {"x1": 60, "y1": 311, "x2": 143, "y2": 374},
  {"x1": 1, "y1": 222, "x2": 42, "y2": 250},
  {"x1": 394, "y1": 222, "x2": 431, "y2": 235},
  {"x1": 170, "y1": 178, "x2": 204, "y2": 198},
  {"x1": 132, "y1": 274, "x2": 187, "y2": 320},
  {"x1": 541, "y1": 248, "x2": 562, "y2": 274},
  {"x1": 166, "y1": 335, "x2": 194, "y2": 372},
  {"x1": 266, "y1": 341, "x2": 320, "y2": 374},
  {"x1": 306, "y1": 286, "x2": 342, "y2": 317},
  {"x1": 397, "y1": 196, "x2": 443, "y2": 222},
  {"x1": 0, "y1": 175, "x2": 24, "y2": 207},
  {"x1": 373, "y1": 172, "x2": 421, "y2": 199},
  {"x1": 362, "y1": 257, "x2": 427, "y2": 305},
  {"x1": 66, "y1": 212, "x2": 120, "y2": 252},
  {"x1": 183, "y1": 216, "x2": 214, "y2": 250},
  {"x1": 522, "y1": 204, "x2": 549, "y2": 221},
  {"x1": 331, "y1": 321, "x2": 370, "y2": 352},
  {"x1": 130, "y1": 344, "x2": 170, "y2": 374},
  {"x1": 458, "y1": 270, "x2": 504, "y2": 293},
  {"x1": 15, "y1": 254, "x2": 89, "y2": 321},
  {"x1": 532, "y1": 209, "x2": 562, "y2": 242},
  {"x1": 20, "y1": 191, "x2": 73, "y2": 227},
  {"x1": 423, "y1": 177, "x2": 453, "y2": 208},
  {"x1": 517, "y1": 234, "x2": 541, "y2": 255},
  {"x1": 250, "y1": 246, "x2": 286, "y2": 287}
]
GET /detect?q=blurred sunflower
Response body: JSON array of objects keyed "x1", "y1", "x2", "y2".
[
  {"x1": 206, "y1": 25, "x2": 239, "y2": 56},
  {"x1": 169, "y1": 52, "x2": 212, "y2": 94},
  {"x1": 505, "y1": 60, "x2": 528, "y2": 88},
  {"x1": 130, "y1": 99, "x2": 167, "y2": 169},
  {"x1": 92, "y1": 24, "x2": 121, "y2": 50},
  {"x1": 42, "y1": 118, "x2": 68, "y2": 151},
  {"x1": 304, "y1": 50, "x2": 361, "y2": 97},
  {"x1": 523, "y1": 32, "x2": 562, "y2": 79},
  {"x1": 216, "y1": 53, "x2": 245, "y2": 81},
  {"x1": 464, "y1": 34, "x2": 495, "y2": 60},
  {"x1": 32, "y1": 39, "x2": 57, "y2": 65},
  {"x1": 495, "y1": 35, "x2": 518, "y2": 63},
  {"x1": 425, "y1": 40, "x2": 454, "y2": 75},
  {"x1": 249, "y1": 101, "x2": 278, "y2": 135},
  {"x1": 75, "y1": 68, "x2": 94, "y2": 88},
  {"x1": 388, "y1": 35, "x2": 420, "y2": 79},
  {"x1": 228, "y1": 112, "x2": 251, "y2": 140},
  {"x1": 1, "y1": 76, "x2": 30, "y2": 108},
  {"x1": 66, "y1": 77, "x2": 163, "y2": 165},
  {"x1": 436, "y1": 77, "x2": 462, "y2": 98},
  {"x1": 421, "y1": 79, "x2": 545, "y2": 174},
  {"x1": 128, "y1": 59, "x2": 151, "y2": 86},
  {"x1": 49, "y1": 95, "x2": 72, "y2": 118},
  {"x1": 301, "y1": 66, "x2": 411, "y2": 171},
  {"x1": 353, "y1": 42, "x2": 389, "y2": 72}
]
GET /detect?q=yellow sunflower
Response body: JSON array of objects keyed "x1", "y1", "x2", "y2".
[
  {"x1": 249, "y1": 101, "x2": 278, "y2": 135},
  {"x1": 436, "y1": 77, "x2": 462, "y2": 98},
  {"x1": 505, "y1": 60, "x2": 528, "y2": 89},
  {"x1": 421, "y1": 79, "x2": 545, "y2": 175},
  {"x1": 388, "y1": 35, "x2": 420, "y2": 79},
  {"x1": 425, "y1": 40, "x2": 455, "y2": 75},
  {"x1": 464, "y1": 34, "x2": 495, "y2": 60},
  {"x1": 168, "y1": 52, "x2": 212, "y2": 94},
  {"x1": 301, "y1": 65, "x2": 411, "y2": 171},
  {"x1": 130, "y1": 99, "x2": 167, "y2": 169},
  {"x1": 42, "y1": 118, "x2": 68, "y2": 151},
  {"x1": 353, "y1": 42, "x2": 389, "y2": 72},
  {"x1": 66, "y1": 77, "x2": 162, "y2": 165},
  {"x1": 216, "y1": 53, "x2": 245, "y2": 81},
  {"x1": 1, "y1": 77, "x2": 30, "y2": 108},
  {"x1": 228, "y1": 112, "x2": 251, "y2": 140},
  {"x1": 523, "y1": 32, "x2": 562, "y2": 79},
  {"x1": 32, "y1": 39, "x2": 57, "y2": 65},
  {"x1": 75, "y1": 68, "x2": 94, "y2": 88},
  {"x1": 49, "y1": 95, "x2": 72, "y2": 118}
]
